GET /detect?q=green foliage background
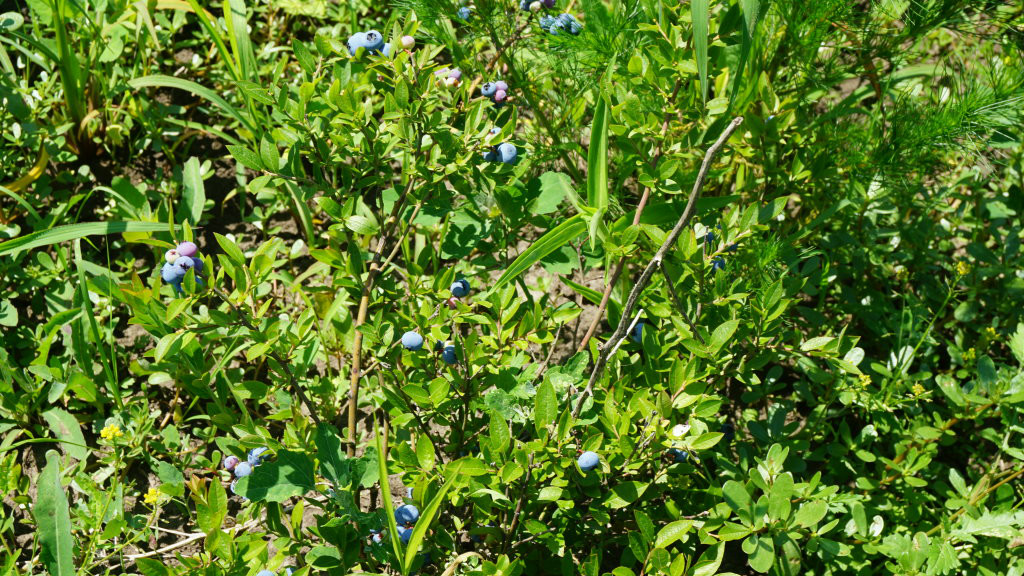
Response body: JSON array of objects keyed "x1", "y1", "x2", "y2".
[{"x1": 1, "y1": 0, "x2": 1023, "y2": 575}]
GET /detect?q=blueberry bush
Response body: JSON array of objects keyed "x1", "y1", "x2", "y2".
[{"x1": 2, "y1": 1, "x2": 1024, "y2": 575}]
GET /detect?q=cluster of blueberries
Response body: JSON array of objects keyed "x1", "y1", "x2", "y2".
[
  {"x1": 434, "y1": 67, "x2": 463, "y2": 87},
  {"x1": 369, "y1": 501, "x2": 421, "y2": 545},
  {"x1": 457, "y1": 6, "x2": 472, "y2": 20},
  {"x1": 223, "y1": 446, "x2": 270, "y2": 495},
  {"x1": 400, "y1": 280, "x2": 470, "y2": 364},
  {"x1": 704, "y1": 227, "x2": 738, "y2": 272},
  {"x1": 161, "y1": 241, "x2": 204, "y2": 294},
  {"x1": 484, "y1": 128, "x2": 518, "y2": 165},
  {"x1": 480, "y1": 80, "x2": 510, "y2": 104},
  {"x1": 539, "y1": 13, "x2": 583, "y2": 35},
  {"x1": 518, "y1": 0, "x2": 556, "y2": 10}
]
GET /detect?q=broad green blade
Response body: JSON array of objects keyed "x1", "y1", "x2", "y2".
[
  {"x1": 492, "y1": 214, "x2": 587, "y2": 290},
  {"x1": 36, "y1": 451, "x2": 74, "y2": 576},
  {"x1": 586, "y1": 96, "x2": 609, "y2": 212},
  {"x1": 692, "y1": 0, "x2": 709, "y2": 104},
  {"x1": 224, "y1": 0, "x2": 258, "y2": 83},
  {"x1": 0, "y1": 221, "x2": 177, "y2": 256},
  {"x1": 375, "y1": 421, "x2": 405, "y2": 572}
]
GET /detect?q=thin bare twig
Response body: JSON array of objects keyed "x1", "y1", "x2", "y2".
[
  {"x1": 577, "y1": 79, "x2": 685, "y2": 352},
  {"x1": 572, "y1": 117, "x2": 744, "y2": 419}
]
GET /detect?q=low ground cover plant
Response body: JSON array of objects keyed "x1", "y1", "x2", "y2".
[{"x1": 1, "y1": 1, "x2": 1023, "y2": 575}]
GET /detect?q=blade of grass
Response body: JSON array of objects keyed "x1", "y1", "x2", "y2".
[
  {"x1": 402, "y1": 461, "x2": 463, "y2": 574},
  {"x1": 692, "y1": 0, "x2": 710, "y2": 105},
  {"x1": 184, "y1": 0, "x2": 239, "y2": 80},
  {"x1": 492, "y1": 214, "x2": 587, "y2": 290},
  {"x1": 51, "y1": 0, "x2": 86, "y2": 125},
  {"x1": 375, "y1": 420, "x2": 405, "y2": 573},
  {"x1": 0, "y1": 221, "x2": 179, "y2": 257},
  {"x1": 74, "y1": 240, "x2": 122, "y2": 409},
  {"x1": 128, "y1": 75, "x2": 257, "y2": 134},
  {"x1": 224, "y1": 0, "x2": 258, "y2": 83}
]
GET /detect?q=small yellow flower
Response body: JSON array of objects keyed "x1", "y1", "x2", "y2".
[
  {"x1": 955, "y1": 261, "x2": 971, "y2": 276},
  {"x1": 144, "y1": 487, "x2": 161, "y2": 505},
  {"x1": 100, "y1": 424, "x2": 123, "y2": 441},
  {"x1": 911, "y1": 383, "x2": 925, "y2": 396},
  {"x1": 859, "y1": 374, "x2": 871, "y2": 388},
  {"x1": 964, "y1": 347, "x2": 976, "y2": 363},
  {"x1": 985, "y1": 327, "x2": 997, "y2": 339}
]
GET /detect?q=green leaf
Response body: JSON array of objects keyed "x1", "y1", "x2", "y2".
[
  {"x1": 654, "y1": 520, "x2": 693, "y2": 549},
  {"x1": 534, "y1": 379, "x2": 557, "y2": 433},
  {"x1": 794, "y1": 500, "x2": 827, "y2": 528},
  {"x1": 534, "y1": 171, "x2": 574, "y2": 215},
  {"x1": 315, "y1": 424, "x2": 349, "y2": 488},
  {"x1": 40, "y1": 408, "x2": 88, "y2": 462},
  {"x1": 691, "y1": 542, "x2": 724, "y2": 576},
  {"x1": 586, "y1": 96, "x2": 609, "y2": 212},
  {"x1": 493, "y1": 214, "x2": 587, "y2": 290},
  {"x1": 128, "y1": 75, "x2": 255, "y2": 133},
  {"x1": 259, "y1": 136, "x2": 280, "y2": 171},
  {"x1": 36, "y1": 451, "x2": 74, "y2": 576},
  {"x1": 181, "y1": 156, "x2": 205, "y2": 224},
  {"x1": 1009, "y1": 323, "x2": 1024, "y2": 365},
  {"x1": 215, "y1": 232, "x2": 246, "y2": 266},
  {"x1": 416, "y1": 435, "x2": 436, "y2": 471},
  {"x1": 689, "y1": 432, "x2": 724, "y2": 450},
  {"x1": 708, "y1": 319, "x2": 739, "y2": 354},
  {"x1": 768, "y1": 473, "x2": 794, "y2": 521},
  {"x1": 489, "y1": 412, "x2": 510, "y2": 454},
  {"x1": 691, "y1": 0, "x2": 709, "y2": 104},
  {"x1": 234, "y1": 450, "x2": 315, "y2": 502},
  {"x1": 746, "y1": 534, "x2": 775, "y2": 573},
  {"x1": 722, "y1": 480, "x2": 752, "y2": 514},
  {"x1": 605, "y1": 481, "x2": 649, "y2": 509},
  {"x1": 0, "y1": 221, "x2": 177, "y2": 257},
  {"x1": 227, "y1": 144, "x2": 265, "y2": 171},
  {"x1": 292, "y1": 38, "x2": 315, "y2": 75}
]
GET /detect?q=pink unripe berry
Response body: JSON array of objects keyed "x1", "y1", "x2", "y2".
[
  {"x1": 401, "y1": 35, "x2": 415, "y2": 49},
  {"x1": 446, "y1": 297, "x2": 460, "y2": 309},
  {"x1": 448, "y1": 68, "x2": 462, "y2": 80},
  {"x1": 494, "y1": 90, "x2": 507, "y2": 102},
  {"x1": 495, "y1": 81, "x2": 508, "y2": 91},
  {"x1": 177, "y1": 241, "x2": 198, "y2": 257},
  {"x1": 529, "y1": 1, "x2": 541, "y2": 11}
]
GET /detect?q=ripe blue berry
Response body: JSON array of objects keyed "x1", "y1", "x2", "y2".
[
  {"x1": 481, "y1": 82, "x2": 498, "y2": 98},
  {"x1": 483, "y1": 148, "x2": 498, "y2": 162},
  {"x1": 401, "y1": 331, "x2": 424, "y2": 351},
  {"x1": 558, "y1": 13, "x2": 582, "y2": 34},
  {"x1": 451, "y1": 278, "x2": 470, "y2": 297},
  {"x1": 497, "y1": 143, "x2": 518, "y2": 164},
  {"x1": 234, "y1": 462, "x2": 253, "y2": 478},
  {"x1": 577, "y1": 451, "x2": 599, "y2": 471},
  {"x1": 441, "y1": 344, "x2": 457, "y2": 365},
  {"x1": 256, "y1": 570, "x2": 275, "y2": 576},
  {"x1": 711, "y1": 256, "x2": 725, "y2": 272},
  {"x1": 630, "y1": 321, "x2": 644, "y2": 343},
  {"x1": 721, "y1": 423, "x2": 735, "y2": 441},
  {"x1": 248, "y1": 447, "x2": 269, "y2": 467},
  {"x1": 457, "y1": 6, "x2": 472, "y2": 19},
  {"x1": 173, "y1": 255, "x2": 195, "y2": 272},
  {"x1": 397, "y1": 525, "x2": 412, "y2": 544},
  {"x1": 667, "y1": 448, "x2": 689, "y2": 463},
  {"x1": 396, "y1": 504, "x2": 420, "y2": 525},
  {"x1": 704, "y1": 230, "x2": 715, "y2": 244},
  {"x1": 161, "y1": 262, "x2": 185, "y2": 285},
  {"x1": 364, "y1": 30, "x2": 384, "y2": 50}
]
